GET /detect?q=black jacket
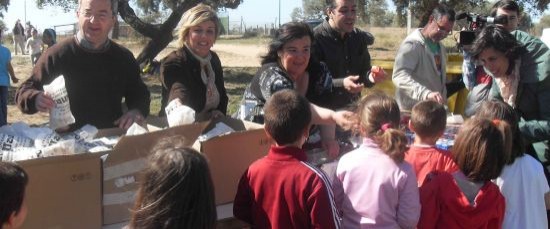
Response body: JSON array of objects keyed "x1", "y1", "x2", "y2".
[
  {"x1": 159, "y1": 46, "x2": 228, "y2": 116},
  {"x1": 313, "y1": 21, "x2": 374, "y2": 109}
]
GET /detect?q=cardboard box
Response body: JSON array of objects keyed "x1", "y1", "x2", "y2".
[
  {"x1": 102, "y1": 116, "x2": 270, "y2": 225},
  {"x1": 198, "y1": 118, "x2": 270, "y2": 204},
  {"x1": 18, "y1": 153, "x2": 104, "y2": 229},
  {"x1": 8, "y1": 120, "x2": 166, "y2": 229}
]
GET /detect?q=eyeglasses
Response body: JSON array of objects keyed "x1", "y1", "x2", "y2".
[
  {"x1": 80, "y1": 10, "x2": 112, "y2": 22},
  {"x1": 436, "y1": 22, "x2": 453, "y2": 36}
]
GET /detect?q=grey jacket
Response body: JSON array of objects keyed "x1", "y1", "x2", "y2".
[{"x1": 392, "y1": 29, "x2": 447, "y2": 111}]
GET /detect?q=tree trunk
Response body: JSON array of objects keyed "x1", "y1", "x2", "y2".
[
  {"x1": 115, "y1": 0, "x2": 242, "y2": 65},
  {"x1": 357, "y1": 0, "x2": 368, "y2": 24},
  {"x1": 117, "y1": 0, "x2": 201, "y2": 65},
  {"x1": 112, "y1": 19, "x2": 119, "y2": 39}
]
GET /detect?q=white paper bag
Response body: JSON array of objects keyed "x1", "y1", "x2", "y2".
[{"x1": 43, "y1": 76, "x2": 75, "y2": 130}]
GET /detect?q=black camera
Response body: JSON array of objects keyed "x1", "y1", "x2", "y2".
[{"x1": 456, "y1": 13, "x2": 508, "y2": 45}]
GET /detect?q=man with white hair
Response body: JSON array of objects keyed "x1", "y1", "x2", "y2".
[{"x1": 16, "y1": 0, "x2": 150, "y2": 131}]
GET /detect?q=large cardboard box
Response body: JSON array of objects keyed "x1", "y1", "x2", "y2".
[
  {"x1": 198, "y1": 118, "x2": 271, "y2": 204},
  {"x1": 102, "y1": 116, "x2": 270, "y2": 225},
  {"x1": 18, "y1": 153, "x2": 104, "y2": 229}
]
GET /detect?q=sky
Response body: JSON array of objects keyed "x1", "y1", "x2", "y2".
[{"x1": 2, "y1": 0, "x2": 302, "y2": 33}]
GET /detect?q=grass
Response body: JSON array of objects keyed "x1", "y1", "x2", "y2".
[{"x1": 216, "y1": 35, "x2": 272, "y2": 46}]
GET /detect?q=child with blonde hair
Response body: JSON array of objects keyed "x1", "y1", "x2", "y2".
[{"x1": 333, "y1": 91, "x2": 420, "y2": 228}]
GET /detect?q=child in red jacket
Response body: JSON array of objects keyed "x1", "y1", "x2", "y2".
[
  {"x1": 233, "y1": 89, "x2": 341, "y2": 229},
  {"x1": 418, "y1": 118, "x2": 507, "y2": 229}
]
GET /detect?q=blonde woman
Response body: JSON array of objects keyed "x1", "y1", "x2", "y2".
[{"x1": 159, "y1": 4, "x2": 228, "y2": 121}]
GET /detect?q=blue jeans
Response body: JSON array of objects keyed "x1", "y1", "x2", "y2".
[{"x1": 0, "y1": 86, "x2": 7, "y2": 126}]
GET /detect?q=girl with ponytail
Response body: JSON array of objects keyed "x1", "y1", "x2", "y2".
[
  {"x1": 417, "y1": 118, "x2": 508, "y2": 229},
  {"x1": 333, "y1": 91, "x2": 420, "y2": 228}
]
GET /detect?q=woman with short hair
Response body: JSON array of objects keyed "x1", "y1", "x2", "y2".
[{"x1": 236, "y1": 22, "x2": 352, "y2": 157}]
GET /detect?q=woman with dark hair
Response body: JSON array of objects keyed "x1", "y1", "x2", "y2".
[
  {"x1": 42, "y1": 29, "x2": 57, "y2": 50},
  {"x1": 471, "y1": 25, "x2": 550, "y2": 162},
  {"x1": 129, "y1": 136, "x2": 217, "y2": 229},
  {"x1": 236, "y1": 22, "x2": 352, "y2": 157}
]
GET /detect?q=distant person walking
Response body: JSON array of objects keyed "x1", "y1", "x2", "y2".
[
  {"x1": 25, "y1": 29, "x2": 42, "y2": 66},
  {"x1": 12, "y1": 20, "x2": 25, "y2": 55},
  {"x1": 24, "y1": 22, "x2": 35, "y2": 40},
  {"x1": 0, "y1": 30, "x2": 19, "y2": 126}
]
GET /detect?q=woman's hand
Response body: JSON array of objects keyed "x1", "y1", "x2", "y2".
[{"x1": 332, "y1": 110, "x2": 355, "y2": 130}]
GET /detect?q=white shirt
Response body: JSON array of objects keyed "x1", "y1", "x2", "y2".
[
  {"x1": 26, "y1": 36, "x2": 42, "y2": 55},
  {"x1": 494, "y1": 155, "x2": 549, "y2": 229}
]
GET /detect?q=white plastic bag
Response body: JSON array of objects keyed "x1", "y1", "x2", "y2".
[
  {"x1": 41, "y1": 140, "x2": 76, "y2": 157},
  {"x1": 126, "y1": 122, "x2": 148, "y2": 136},
  {"x1": 0, "y1": 133, "x2": 34, "y2": 160},
  {"x1": 197, "y1": 122, "x2": 235, "y2": 142},
  {"x1": 43, "y1": 75, "x2": 75, "y2": 130},
  {"x1": 62, "y1": 124, "x2": 98, "y2": 142},
  {"x1": 0, "y1": 133, "x2": 34, "y2": 152},
  {"x1": 2, "y1": 148, "x2": 41, "y2": 162},
  {"x1": 34, "y1": 130, "x2": 63, "y2": 148},
  {"x1": 165, "y1": 98, "x2": 195, "y2": 127}
]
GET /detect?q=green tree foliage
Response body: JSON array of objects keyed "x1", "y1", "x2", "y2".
[
  {"x1": 365, "y1": 0, "x2": 392, "y2": 26},
  {"x1": 301, "y1": 0, "x2": 325, "y2": 19},
  {"x1": 0, "y1": 19, "x2": 5, "y2": 32},
  {"x1": 290, "y1": 7, "x2": 305, "y2": 21},
  {"x1": 0, "y1": 0, "x2": 9, "y2": 18},
  {"x1": 519, "y1": 13, "x2": 534, "y2": 31},
  {"x1": 357, "y1": 0, "x2": 366, "y2": 23},
  {"x1": 391, "y1": 0, "x2": 549, "y2": 27},
  {"x1": 31, "y1": 0, "x2": 241, "y2": 65}
]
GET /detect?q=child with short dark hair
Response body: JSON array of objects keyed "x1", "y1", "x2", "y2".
[
  {"x1": 404, "y1": 100, "x2": 458, "y2": 186},
  {"x1": 0, "y1": 162, "x2": 29, "y2": 229},
  {"x1": 129, "y1": 136, "x2": 217, "y2": 229},
  {"x1": 333, "y1": 91, "x2": 420, "y2": 228},
  {"x1": 233, "y1": 89, "x2": 341, "y2": 228},
  {"x1": 418, "y1": 118, "x2": 507, "y2": 228}
]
